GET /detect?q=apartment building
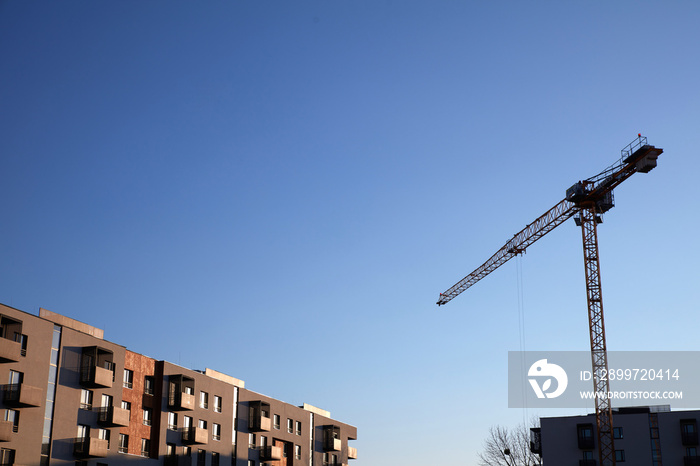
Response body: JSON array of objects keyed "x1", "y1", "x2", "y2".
[
  {"x1": 531, "y1": 406, "x2": 700, "y2": 464},
  {"x1": 0, "y1": 303, "x2": 357, "y2": 466}
]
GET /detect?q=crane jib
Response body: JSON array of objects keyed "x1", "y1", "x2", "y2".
[{"x1": 437, "y1": 141, "x2": 662, "y2": 306}]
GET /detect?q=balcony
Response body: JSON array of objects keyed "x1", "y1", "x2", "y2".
[
  {"x1": 0, "y1": 421, "x2": 13, "y2": 442},
  {"x1": 0, "y1": 317, "x2": 23, "y2": 363},
  {"x1": 80, "y1": 347, "x2": 114, "y2": 388},
  {"x1": 73, "y1": 437, "x2": 108, "y2": 458},
  {"x1": 96, "y1": 406, "x2": 130, "y2": 427},
  {"x1": 0, "y1": 338, "x2": 21, "y2": 364},
  {"x1": 181, "y1": 427, "x2": 208, "y2": 444},
  {"x1": 324, "y1": 425, "x2": 341, "y2": 451},
  {"x1": 259, "y1": 446, "x2": 282, "y2": 461},
  {"x1": 3, "y1": 383, "x2": 43, "y2": 407},
  {"x1": 168, "y1": 375, "x2": 195, "y2": 410},
  {"x1": 579, "y1": 461, "x2": 596, "y2": 466},
  {"x1": 348, "y1": 446, "x2": 357, "y2": 459},
  {"x1": 685, "y1": 457, "x2": 700, "y2": 466},
  {"x1": 248, "y1": 401, "x2": 271, "y2": 432}
]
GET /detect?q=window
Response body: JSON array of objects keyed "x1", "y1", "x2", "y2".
[
  {"x1": 123, "y1": 369, "x2": 134, "y2": 388},
  {"x1": 683, "y1": 420, "x2": 699, "y2": 445},
  {"x1": 144, "y1": 376, "x2": 155, "y2": 395},
  {"x1": 0, "y1": 449, "x2": 15, "y2": 466},
  {"x1": 248, "y1": 433, "x2": 256, "y2": 449},
  {"x1": 167, "y1": 443, "x2": 176, "y2": 457},
  {"x1": 294, "y1": 445, "x2": 301, "y2": 460},
  {"x1": 101, "y1": 394, "x2": 113, "y2": 408},
  {"x1": 183, "y1": 446, "x2": 191, "y2": 457},
  {"x1": 577, "y1": 423, "x2": 594, "y2": 449},
  {"x1": 214, "y1": 395, "x2": 222, "y2": 413},
  {"x1": 613, "y1": 426, "x2": 623, "y2": 439},
  {"x1": 77, "y1": 425, "x2": 89, "y2": 440},
  {"x1": 615, "y1": 450, "x2": 626, "y2": 461},
  {"x1": 168, "y1": 412, "x2": 178, "y2": 431},
  {"x1": 200, "y1": 391, "x2": 209, "y2": 409},
  {"x1": 198, "y1": 419, "x2": 207, "y2": 430},
  {"x1": 141, "y1": 438, "x2": 150, "y2": 457},
  {"x1": 248, "y1": 461, "x2": 255, "y2": 466},
  {"x1": 80, "y1": 390, "x2": 93, "y2": 410},
  {"x1": 4, "y1": 409, "x2": 19, "y2": 433},
  {"x1": 273, "y1": 414, "x2": 280, "y2": 430},
  {"x1": 260, "y1": 436, "x2": 267, "y2": 448},
  {"x1": 19, "y1": 334, "x2": 27, "y2": 357},
  {"x1": 331, "y1": 454, "x2": 337, "y2": 465},
  {"x1": 295, "y1": 421, "x2": 301, "y2": 435},
  {"x1": 197, "y1": 449, "x2": 206, "y2": 466},
  {"x1": 8, "y1": 370, "x2": 22, "y2": 385},
  {"x1": 688, "y1": 447, "x2": 699, "y2": 457},
  {"x1": 213, "y1": 423, "x2": 221, "y2": 441},
  {"x1": 143, "y1": 407, "x2": 152, "y2": 426},
  {"x1": 119, "y1": 434, "x2": 129, "y2": 453},
  {"x1": 212, "y1": 452, "x2": 220, "y2": 466},
  {"x1": 287, "y1": 418, "x2": 293, "y2": 434},
  {"x1": 323, "y1": 453, "x2": 329, "y2": 466},
  {"x1": 582, "y1": 451, "x2": 594, "y2": 460}
]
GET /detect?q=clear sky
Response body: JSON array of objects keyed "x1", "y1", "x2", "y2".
[{"x1": 2, "y1": 1, "x2": 700, "y2": 464}]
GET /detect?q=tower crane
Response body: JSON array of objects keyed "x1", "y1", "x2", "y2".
[{"x1": 437, "y1": 135, "x2": 663, "y2": 466}]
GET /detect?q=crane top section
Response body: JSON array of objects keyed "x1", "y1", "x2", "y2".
[
  {"x1": 565, "y1": 135, "x2": 663, "y2": 213},
  {"x1": 436, "y1": 135, "x2": 663, "y2": 306}
]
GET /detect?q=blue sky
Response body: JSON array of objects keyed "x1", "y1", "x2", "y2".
[{"x1": 2, "y1": 1, "x2": 700, "y2": 463}]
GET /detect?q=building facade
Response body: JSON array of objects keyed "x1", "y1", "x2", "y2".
[
  {"x1": 0, "y1": 303, "x2": 357, "y2": 466},
  {"x1": 531, "y1": 406, "x2": 700, "y2": 464}
]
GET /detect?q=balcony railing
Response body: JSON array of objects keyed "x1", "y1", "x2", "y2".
[
  {"x1": 684, "y1": 457, "x2": 700, "y2": 466},
  {"x1": 0, "y1": 421, "x2": 13, "y2": 442},
  {"x1": 249, "y1": 414, "x2": 271, "y2": 432},
  {"x1": 181, "y1": 427, "x2": 208, "y2": 444},
  {"x1": 73, "y1": 437, "x2": 108, "y2": 458},
  {"x1": 577, "y1": 436, "x2": 594, "y2": 450},
  {"x1": 259, "y1": 446, "x2": 282, "y2": 461},
  {"x1": 169, "y1": 392, "x2": 195, "y2": 411},
  {"x1": 96, "y1": 406, "x2": 130, "y2": 427},
  {"x1": 80, "y1": 365, "x2": 114, "y2": 388},
  {"x1": 324, "y1": 437, "x2": 341, "y2": 451},
  {"x1": 348, "y1": 446, "x2": 357, "y2": 460},
  {"x1": 683, "y1": 431, "x2": 700, "y2": 446},
  {"x1": 3, "y1": 383, "x2": 43, "y2": 407},
  {"x1": 0, "y1": 338, "x2": 21, "y2": 363}
]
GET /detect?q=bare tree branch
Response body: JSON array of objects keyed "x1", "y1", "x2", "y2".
[{"x1": 477, "y1": 418, "x2": 541, "y2": 466}]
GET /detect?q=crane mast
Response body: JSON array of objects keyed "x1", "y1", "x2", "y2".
[{"x1": 437, "y1": 135, "x2": 663, "y2": 466}]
